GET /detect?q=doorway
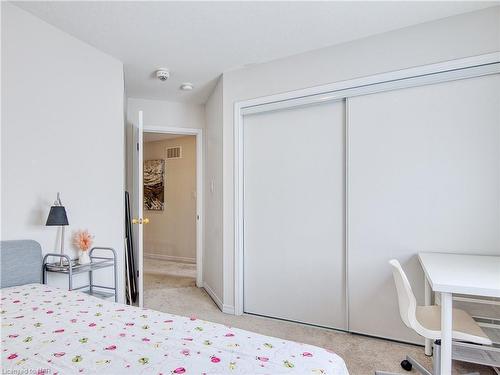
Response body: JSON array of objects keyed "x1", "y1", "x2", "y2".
[
  {"x1": 133, "y1": 120, "x2": 203, "y2": 308},
  {"x1": 143, "y1": 132, "x2": 198, "y2": 310}
]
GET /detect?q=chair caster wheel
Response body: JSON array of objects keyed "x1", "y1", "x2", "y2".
[{"x1": 401, "y1": 359, "x2": 412, "y2": 371}]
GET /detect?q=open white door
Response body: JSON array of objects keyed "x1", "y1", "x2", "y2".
[{"x1": 132, "y1": 110, "x2": 144, "y2": 307}]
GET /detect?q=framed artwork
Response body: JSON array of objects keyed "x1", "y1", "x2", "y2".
[{"x1": 144, "y1": 159, "x2": 165, "y2": 210}]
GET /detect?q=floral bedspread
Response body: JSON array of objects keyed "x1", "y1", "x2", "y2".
[{"x1": 1, "y1": 284, "x2": 348, "y2": 374}]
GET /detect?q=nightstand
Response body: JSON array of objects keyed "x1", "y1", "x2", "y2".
[{"x1": 42, "y1": 247, "x2": 117, "y2": 301}]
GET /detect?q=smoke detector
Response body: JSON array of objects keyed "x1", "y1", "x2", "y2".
[
  {"x1": 180, "y1": 82, "x2": 194, "y2": 91},
  {"x1": 156, "y1": 69, "x2": 170, "y2": 82}
]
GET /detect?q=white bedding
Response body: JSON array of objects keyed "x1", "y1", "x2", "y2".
[{"x1": 1, "y1": 284, "x2": 348, "y2": 374}]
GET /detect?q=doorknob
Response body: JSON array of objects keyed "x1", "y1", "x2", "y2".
[{"x1": 132, "y1": 218, "x2": 149, "y2": 224}]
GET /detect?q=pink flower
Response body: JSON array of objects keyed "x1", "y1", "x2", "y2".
[
  {"x1": 73, "y1": 230, "x2": 94, "y2": 252},
  {"x1": 8, "y1": 334, "x2": 18, "y2": 338},
  {"x1": 13, "y1": 300, "x2": 20, "y2": 303},
  {"x1": 225, "y1": 333, "x2": 234, "y2": 337},
  {"x1": 189, "y1": 316, "x2": 196, "y2": 321},
  {"x1": 119, "y1": 333, "x2": 126, "y2": 337},
  {"x1": 53, "y1": 329, "x2": 64, "y2": 333},
  {"x1": 210, "y1": 356, "x2": 221, "y2": 363},
  {"x1": 172, "y1": 368, "x2": 186, "y2": 374},
  {"x1": 105, "y1": 345, "x2": 117, "y2": 351},
  {"x1": 47, "y1": 311, "x2": 54, "y2": 314},
  {"x1": 7, "y1": 353, "x2": 18, "y2": 360},
  {"x1": 142, "y1": 338, "x2": 150, "y2": 342},
  {"x1": 180, "y1": 349, "x2": 190, "y2": 356},
  {"x1": 257, "y1": 356, "x2": 269, "y2": 362},
  {"x1": 302, "y1": 352, "x2": 313, "y2": 357},
  {"x1": 88, "y1": 323, "x2": 96, "y2": 327},
  {"x1": 70, "y1": 319, "x2": 77, "y2": 323},
  {"x1": 125, "y1": 323, "x2": 134, "y2": 326},
  {"x1": 53, "y1": 352, "x2": 65, "y2": 357}
]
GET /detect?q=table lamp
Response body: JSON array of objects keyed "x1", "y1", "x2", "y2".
[{"x1": 46, "y1": 192, "x2": 69, "y2": 266}]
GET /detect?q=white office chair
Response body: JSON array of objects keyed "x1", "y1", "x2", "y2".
[{"x1": 376, "y1": 259, "x2": 492, "y2": 375}]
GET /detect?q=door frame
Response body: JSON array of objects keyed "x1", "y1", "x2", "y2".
[
  {"x1": 140, "y1": 125, "x2": 204, "y2": 296},
  {"x1": 233, "y1": 52, "x2": 500, "y2": 316}
]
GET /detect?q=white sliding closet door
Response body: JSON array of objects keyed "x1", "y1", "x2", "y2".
[
  {"x1": 243, "y1": 100, "x2": 346, "y2": 329},
  {"x1": 348, "y1": 74, "x2": 500, "y2": 343}
]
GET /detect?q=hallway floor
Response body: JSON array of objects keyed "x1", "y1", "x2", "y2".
[{"x1": 143, "y1": 258, "x2": 493, "y2": 375}]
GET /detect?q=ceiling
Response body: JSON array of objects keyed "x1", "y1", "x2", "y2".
[
  {"x1": 143, "y1": 132, "x2": 189, "y2": 142},
  {"x1": 15, "y1": 1, "x2": 498, "y2": 104}
]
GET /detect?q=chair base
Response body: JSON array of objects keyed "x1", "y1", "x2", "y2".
[
  {"x1": 375, "y1": 353, "x2": 433, "y2": 375},
  {"x1": 374, "y1": 340, "x2": 480, "y2": 375}
]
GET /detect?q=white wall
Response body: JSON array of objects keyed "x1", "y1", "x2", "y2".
[
  {"x1": 220, "y1": 6, "x2": 500, "y2": 308},
  {"x1": 143, "y1": 136, "x2": 197, "y2": 262},
  {"x1": 127, "y1": 98, "x2": 205, "y2": 129},
  {"x1": 126, "y1": 98, "x2": 205, "y2": 193},
  {"x1": 203, "y1": 77, "x2": 224, "y2": 307},
  {"x1": 1, "y1": 3, "x2": 125, "y2": 299}
]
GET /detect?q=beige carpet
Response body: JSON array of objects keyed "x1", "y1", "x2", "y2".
[{"x1": 144, "y1": 258, "x2": 493, "y2": 375}]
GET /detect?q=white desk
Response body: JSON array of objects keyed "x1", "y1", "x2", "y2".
[{"x1": 418, "y1": 252, "x2": 500, "y2": 375}]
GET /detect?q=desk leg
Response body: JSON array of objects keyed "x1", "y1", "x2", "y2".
[
  {"x1": 440, "y1": 292, "x2": 452, "y2": 375},
  {"x1": 424, "y1": 277, "x2": 433, "y2": 356}
]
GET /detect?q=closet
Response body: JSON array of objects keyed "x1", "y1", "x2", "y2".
[
  {"x1": 243, "y1": 100, "x2": 346, "y2": 329},
  {"x1": 348, "y1": 74, "x2": 500, "y2": 343},
  {"x1": 239, "y1": 58, "x2": 500, "y2": 343}
]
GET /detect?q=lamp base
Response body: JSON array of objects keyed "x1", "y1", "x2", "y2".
[{"x1": 58, "y1": 252, "x2": 69, "y2": 266}]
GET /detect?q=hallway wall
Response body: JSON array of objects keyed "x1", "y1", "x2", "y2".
[{"x1": 143, "y1": 135, "x2": 197, "y2": 262}]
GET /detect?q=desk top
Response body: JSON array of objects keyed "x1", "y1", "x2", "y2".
[{"x1": 418, "y1": 252, "x2": 500, "y2": 298}]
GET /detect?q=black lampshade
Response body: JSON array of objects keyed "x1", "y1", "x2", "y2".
[{"x1": 46, "y1": 206, "x2": 69, "y2": 226}]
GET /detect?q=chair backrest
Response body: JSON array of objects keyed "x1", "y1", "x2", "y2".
[{"x1": 389, "y1": 259, "x2": 417, "y2": 329}]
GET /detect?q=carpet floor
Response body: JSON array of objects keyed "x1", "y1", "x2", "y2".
[{"x1": 143, "y1": 258, "x2": 494, "y2": 374}]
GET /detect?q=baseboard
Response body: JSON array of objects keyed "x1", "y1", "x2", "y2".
[
  {"x1": 202, "y1": 282, "x2": 224, "y2": 311},
  {"x1": 222, "y1": 304, "x2": 235, "y2": 315},
  {"x1": 144, "y1": 252, "x2": 196, "y2": 264},
  {"x1": 202, "y1": 282, "x2": 235, "y2": 315}
]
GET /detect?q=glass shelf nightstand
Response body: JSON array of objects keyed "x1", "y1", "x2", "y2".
[{"x1": 42, "y1": 247, "x2": 117, "y2": 301}]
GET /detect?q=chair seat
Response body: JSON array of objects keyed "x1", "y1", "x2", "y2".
[{"x1": 416, "y1": 305, "x2": 492, "y2": 345}]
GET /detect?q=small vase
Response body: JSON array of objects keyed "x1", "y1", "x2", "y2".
[{"x1": 78, "y1": 251, "x2": 91, "y2": 265}]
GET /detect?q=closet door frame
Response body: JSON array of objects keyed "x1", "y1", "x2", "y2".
[{"x1": 233, "y1": 52, "x2": 500, "y2": 317}]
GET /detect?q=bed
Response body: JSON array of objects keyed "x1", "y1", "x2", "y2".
[{"x1": 1, "y1": 240, "x2": 348, "y2": 374}]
